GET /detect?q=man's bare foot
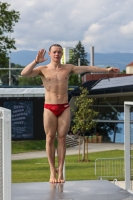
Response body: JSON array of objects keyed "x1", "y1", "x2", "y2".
[
  {"x1": 58, "y1": 169, "x2": 65, "y2": 183},
  {"x1": 49, "y1": 168, "x2": 57, "y2": 183}
]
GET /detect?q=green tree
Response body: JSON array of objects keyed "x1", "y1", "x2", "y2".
[
  {"x1": 18, "y1": 76, "x2": 42, "y2": 86},
  {"x1": 1, "y1": 72, "x2": 18, "y2": 85},
  {"x1": 67, "y1": 41, "x2": 89, "y2": 86},
  {"x1": 0, "y1": 63, "x2": 23, "y2": 85},
  {"x1": 121, "y1": 70, "x2": 126, "y2": 74},
  {"x1": 0, "y1": 2, "x2": 20, "y2": 66},
  {"x1": 71, "y1": 87, "x2": 98, "y2": 161},
  {"x1": 68, "y1": 74, "x2": 81, "y2": 86},
  {"x1": 67, "y1": 41, "x2": 89, "y2": 66},
  {"x1": 8, "y1": 63, "x2": 23, "y2": 81},
  {"x1": 96, "y1": 105, "x2": 122, "y2": 142}
]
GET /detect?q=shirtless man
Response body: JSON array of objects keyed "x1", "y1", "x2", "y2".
[{"x1": 21, "y1": 44, "x2": 120, "y2": 183}]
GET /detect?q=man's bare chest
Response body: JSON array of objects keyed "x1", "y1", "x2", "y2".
[{"x1": 42, "y1": 68, "x2": 70, "y2": 82}]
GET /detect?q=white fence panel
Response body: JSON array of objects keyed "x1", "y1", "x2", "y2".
[
  {"x1": 124, "y1": 101, "x2": 133, "y2": 192},
  {"x1": 0, "y1": 107, "x2": 11, "y2": 200}
]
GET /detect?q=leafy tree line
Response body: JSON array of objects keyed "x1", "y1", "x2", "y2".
[
  {"x1": 0, "y1": 62, "x2": 82, "y2": 86},
  {"x1": 0, "y1": 41, "x2": 90, "y2": 86},
  {"x1": 0, "y1": 62, "x2": 43, "y2": 86}
]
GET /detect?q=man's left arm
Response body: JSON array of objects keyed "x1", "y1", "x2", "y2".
[{"x1": 71, "y1": 65, "x2": 120, "y2": 74}]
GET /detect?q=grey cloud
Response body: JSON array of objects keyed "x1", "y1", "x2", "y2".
[{"x1": 4, "y1": 0, "x2": 133, "y2": 52}]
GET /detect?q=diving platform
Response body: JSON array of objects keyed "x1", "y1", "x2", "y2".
[{"x1": 12, "y1": 180, "x2": 133, "y2": 200}]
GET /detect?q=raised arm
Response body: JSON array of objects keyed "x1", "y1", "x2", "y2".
[
  {"x1": 21, "y1": 49, "x2": 48, "y2": 77},
  {"x1": 71, "y1": 65, "x2": 120, "y2": 74}
]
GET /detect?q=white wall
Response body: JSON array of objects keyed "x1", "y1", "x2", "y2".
[{"x1": 126, "y1": 66, "x2": 133, "y2": 74}]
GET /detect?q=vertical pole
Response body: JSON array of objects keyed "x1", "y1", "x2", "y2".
[
  {"x1": 85, "y1": 138, "x2": 87, "y2": 161},
  {"x1": 90, "y1": 46, "x2": 94, "y2": 66},
  {"x1": 124, "y1": 102, "x2": 131, "y2": 190},
  {"x1": 78, "y1": 135, "x2": 80, "y2": 161},
  {"x1": 87, "y1": 137, "x2": 88, "y2": 161},
  {"x1": 9, "y1": 32, "x2": 11, "y2": 86},
  {"x1": 78, "y1": 58, "x2": 80, "y2": 83},
  {"x1": 63, "y1": 161, "x2": 65, "y2": 181},
  {"x1": 9, "y1": 53, "x2": 11, "y2": 86},
  {"x1": 84, "y1": 74, "x2": 86, "y2": 82},
  {"x1": 82, "y1": 137, "x2": 85, "y2": 161}
]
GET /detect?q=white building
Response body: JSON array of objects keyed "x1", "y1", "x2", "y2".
[
  {"x1": 126, "y1": 62, "x2": 133, "y2": 74},
  {"x1": 61, "y1": 47, "x2": 73, "y2": 64}
]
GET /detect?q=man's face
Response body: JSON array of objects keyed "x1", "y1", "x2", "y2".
[{"x1": 49, "y1": 46, "x2": 63, "y2": 62}]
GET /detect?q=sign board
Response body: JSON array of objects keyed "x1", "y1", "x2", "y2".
[{"x1": 4, "y1": 101, "x2": 33, "y2": 139}]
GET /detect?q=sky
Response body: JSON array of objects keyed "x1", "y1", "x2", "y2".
[{"x1": 2, "y1": 0, "x2": 133, "y2": 53}]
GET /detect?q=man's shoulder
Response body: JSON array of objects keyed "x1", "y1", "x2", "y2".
[
  {"x1": 63, "y1": 64, "x2": 75, "y2": 68},
  {"x1": 37, "y1": 65, "x2": 48, "y2": 70},
  {"x1": 61, "y1": 64, "x2": 74, "y2": 72}
]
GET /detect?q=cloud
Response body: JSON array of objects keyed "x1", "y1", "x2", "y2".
[
  {"x1": 2, "y1": 0, "x2": 133, "y2": 53},
  {"x1": 120, "y1": 21, "x2": 133, "y2": 37},
  {"x1": 87, "y1": 23, "x2": 104, "y2": 34}
]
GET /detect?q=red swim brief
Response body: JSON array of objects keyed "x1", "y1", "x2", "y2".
[{"x1": 44, "y1": 103, "x2": 69, "y2": 117}]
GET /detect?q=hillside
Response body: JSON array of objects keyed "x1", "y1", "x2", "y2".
[{"x1": 10, "y1": 50, "x2": 133, "y2": 71}]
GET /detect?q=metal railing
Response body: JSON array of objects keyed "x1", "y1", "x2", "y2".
[
  {"x1": 95, "y1": 157, "x2": 125, "y2": 180},
  {"x1": 66, "y1": 134, "x2": 83, "y2": 147}
]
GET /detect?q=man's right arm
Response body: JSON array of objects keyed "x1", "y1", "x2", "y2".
[
  {"x1": 21, "y1": 49, "x2": 47, "y2": 77},
  {"x1": 21, "y1": 60, "x2": 41, "y2": 77}
]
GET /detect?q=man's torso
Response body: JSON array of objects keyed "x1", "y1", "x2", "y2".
[{"x1": 40, "y1": 64, "x2": 73, "y2": 104}]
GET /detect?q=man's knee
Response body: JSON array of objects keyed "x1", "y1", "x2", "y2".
[
  {"x1": 46, "y1": 134, "x2": 55, "y2": 145},
  {"x1": 57, "y1": 135, "x2": 66, "y2": 143}
]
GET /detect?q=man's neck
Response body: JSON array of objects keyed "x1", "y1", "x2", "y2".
[{"x1": 50, "y1": 60, "x2": 62, "y2": 69}]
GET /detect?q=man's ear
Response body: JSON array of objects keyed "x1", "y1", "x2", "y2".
[{"x1": 48, "y1": 51, "x2": 50, "y2": 56}]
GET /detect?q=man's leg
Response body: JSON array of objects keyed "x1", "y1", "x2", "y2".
[
  {"x1": 57, "y1": 107, "x2": 70, "y2": 182},
  {"x1": 43, "y1": 108, "x2": 58, "y2": 183}
]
